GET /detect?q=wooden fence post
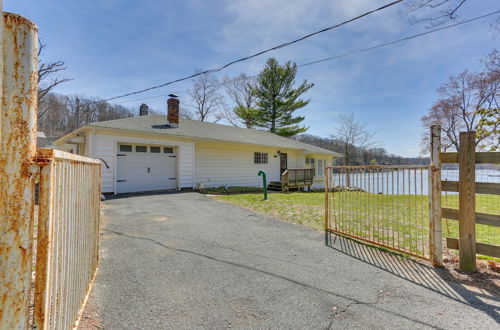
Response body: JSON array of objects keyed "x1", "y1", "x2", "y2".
[
  {"x1": 429, "y1": 125, "x2": 443, "y2": 266},
  {"x1": 459, "y1": 131, "x2": 476, "y2": 272},
  {"x1": 325, "y1": 167, "x2": 329, "y2": 245}
]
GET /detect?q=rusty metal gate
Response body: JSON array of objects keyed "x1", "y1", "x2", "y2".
[
  {"x1": 34, "y1": 149, "x2": 101, "y2": 329},
  {"x1": 325, "y1": 165, "x2": 432, "y2": 260},
  {"x1": 0, "y1": 9, "x2": 102, "y2": 329}
]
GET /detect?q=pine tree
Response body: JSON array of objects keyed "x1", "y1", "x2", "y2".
[{"x1": 252, "y1": 58, "x2": 313, "y2": 137}]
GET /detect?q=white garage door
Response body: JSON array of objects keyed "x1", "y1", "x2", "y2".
[{"x1": 116, "y1": 144, "x2": 177, "y2": 194}]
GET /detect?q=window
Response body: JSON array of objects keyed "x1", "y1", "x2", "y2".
[
  {"x1": 308, "y1": 157, "x2": 318, "y2": 176},
  {"x1": 119, "y1": 145, "x2": 132, "y2": 152},
  {"x1": 136, "y1": 145, "x2": 147, "y2": 152},
  {"x1": 150, "y1": 146, "x2": 161, "y2": 153},
  {"x1": 254, "y1": 152, "x2": 268, "y2": 164},
  {"x1": 318, "y1": 159, "x2": 323, "y2": 177},
  {"x1": 164, "y1": 147, "x2": 174, "y2": 154},
  {"x1": 317, "y1": 159, "x2": 324, "y2": 177}
]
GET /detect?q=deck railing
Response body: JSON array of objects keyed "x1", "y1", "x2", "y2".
[
  {"x1": 281, "y1": 168, "x2": 314, "y2": 191},
  {"x1": 34, "y1": 149, "x2": 102, "y2": 329}
]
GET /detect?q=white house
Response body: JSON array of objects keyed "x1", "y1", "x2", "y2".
[{"x1": 54, "y1": 97, "x2": 341, "y2": 194}]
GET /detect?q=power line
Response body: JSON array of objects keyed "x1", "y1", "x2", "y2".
[
  {"x1": 88, "y1": 0, "x2": 404, "y2": 105},
  {"x1": 112, "y1": 9, "x2": 500, "y2": 105},
  {"x1": 297, "y1": 9, "x2": 500, "y2": 68}
]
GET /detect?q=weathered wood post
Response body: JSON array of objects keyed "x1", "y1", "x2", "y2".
[
  {"x1": 429, "y1": 125, "x2": 443, "y2": 266},
  {"x1": 458, "y1": 131, "x2": 476, "y2": 272},
  {"x1": 325, "y1": 166, "x2": 329, "y2": 245},
  {"x1": 0, "y1": 11, "x2": 39, "y2": 328}
]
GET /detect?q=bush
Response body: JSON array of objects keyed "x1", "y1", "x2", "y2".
[{"x1": 198, "y1": 186, "x2": 263, "y2": 195}]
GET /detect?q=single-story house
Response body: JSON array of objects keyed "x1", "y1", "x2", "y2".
[
  {"x1": 37, "y1": 131, "x2": 57, "y2": 148},
  {"x1": 54, "y1": 97, "x2": 341, "y2": 194}
]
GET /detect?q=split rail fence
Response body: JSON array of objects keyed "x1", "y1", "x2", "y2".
[
  {"x1": 325, "y1": 125, "x2": 500, "y2": 271},
  {"x1": 439, "y1": 131, "x2": 500, "y2": 272},
  {"x1": 0, "y1": 9, "x2": 102, "y2": 329}
]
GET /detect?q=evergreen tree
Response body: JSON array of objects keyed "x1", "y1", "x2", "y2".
[
  {"x1": 252, "y1": 58, "x2": 313, "y2": 137},
  {"x1": 233, "y1": 105, "x2": 260, "y2": 128}
]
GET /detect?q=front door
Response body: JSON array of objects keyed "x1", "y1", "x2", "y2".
[{"x1": 280, "y1": 153, "x2": 287, "y2": 176}]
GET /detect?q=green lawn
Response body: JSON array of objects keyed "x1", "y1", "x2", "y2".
[{"x1": 214, "y1": 192, "x2": 500, "y2": 254}]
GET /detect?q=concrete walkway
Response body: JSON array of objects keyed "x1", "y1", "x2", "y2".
[{"x1": 85, "y1": 192, "x2": 499, "y2": 329}]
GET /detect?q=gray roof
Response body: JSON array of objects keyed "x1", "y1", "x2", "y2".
[
  {"x1": 37, "y1": 136, "x2": 56, "y2": 148},
  {"x1": 82, "y1": 115, "x2": 341, "y2": 156}
]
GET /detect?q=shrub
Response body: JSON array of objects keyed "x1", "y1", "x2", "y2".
[{"x1": 198, "y1": 186, "x2": 263, "y2": 195}]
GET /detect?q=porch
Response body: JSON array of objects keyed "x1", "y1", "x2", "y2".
[{"x1": 268, "y1": 168, "x2": 315, "y2": 192}]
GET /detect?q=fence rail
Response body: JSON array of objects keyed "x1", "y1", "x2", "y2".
[
  {"x1": 34, "y1": 149, "x2": 101, "y2": 329},
  {"x1": 325, "y1": 165, "x2": 431, "y2": 259},
  {"x1": 440, "y1": 132, "x2": 500, "y2": 271},
  {"x1": 324, "y1": 126, "x2": 499, "y2": 271}
]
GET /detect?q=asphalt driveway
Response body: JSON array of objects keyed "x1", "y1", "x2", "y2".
[{"x1": 85, "y1": 192, "x2": 499, "y2": 329}]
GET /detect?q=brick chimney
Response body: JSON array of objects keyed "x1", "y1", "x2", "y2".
[
  {"x1": 139, "y1": 103, "x2": 149, "y2": 116},
  {"x1": 167, "y1": 95, "x2": 179, "y2": 128}
]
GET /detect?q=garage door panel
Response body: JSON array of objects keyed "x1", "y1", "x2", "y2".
[{"x1": 116, "y1": 144, "x2": 177, "y2": 193}]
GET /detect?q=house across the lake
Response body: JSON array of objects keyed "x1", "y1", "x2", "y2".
[{"x1": 54, "y1": 97, "x2": 341, "y2": 194}]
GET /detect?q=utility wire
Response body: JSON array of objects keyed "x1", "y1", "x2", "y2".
[
  {"x1": 88, "y1": 0, "x2": 404, "y2": 105},
  {"x1": 112, "y1": 9, "x2": 500, "y2": 105},
  {"x1": 297, "y1": 9, "x2": 500, "y2": 68}
]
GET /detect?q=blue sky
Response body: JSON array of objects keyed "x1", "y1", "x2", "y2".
[{"x1": 5, "y1": 0, "x2": 499, "y2": 156}]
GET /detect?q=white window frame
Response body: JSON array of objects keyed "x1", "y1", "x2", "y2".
[
  {"x1": 317, "y1": 158, "x2": 324, "y2": 177},
  {"x1": 254, "y1": 152, "x2": 268, "y2": 164}
]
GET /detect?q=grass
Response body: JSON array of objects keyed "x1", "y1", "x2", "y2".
[
  {"x1": 214, "y1": 192, "x2": 500, "y2": 257},
  {"x1": 215, "y1": 192, "x2": 326, "y2": 229}
]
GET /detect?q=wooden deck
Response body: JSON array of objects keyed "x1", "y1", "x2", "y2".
[{"x1": 268, "y1": 168, "x2": 314, "y2": 192}]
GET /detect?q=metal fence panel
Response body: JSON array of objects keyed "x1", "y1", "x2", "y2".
[
  {"x1": 34, "y1": 149, "x2": 101, "y2": 329},
  {"x1": 326, "y1": 165, "x2": 431, "y2": 259}
]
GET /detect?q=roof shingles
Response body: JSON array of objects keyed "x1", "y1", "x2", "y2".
[{"x1": 86, "y1": 115, "x2": 340, "y2": 156}]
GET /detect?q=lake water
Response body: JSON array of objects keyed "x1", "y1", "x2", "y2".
[{"x1": 331, "y1": 169, "x2": 500, "y2": 195}]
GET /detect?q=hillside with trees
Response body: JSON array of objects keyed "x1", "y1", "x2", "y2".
[
  {"x1": 38, "y1": 93, "x2": 135, "y2": 137},
  {"x1": 294, "y1": 134, "x2": 429, "y2": 166}
]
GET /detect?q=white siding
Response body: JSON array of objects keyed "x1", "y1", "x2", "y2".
[
  {"x1": 194, "y1": 142, "x2": 303, "y2": 188},
  {"x1": 88, "y1": 131, "x2": 194, "y2": 193},
  {"x1": 79, "y1": 128, "x2": 334, "y2": 193},
  {"x1": 306, "y1": 154, "x2": 335, "y2": 189}
]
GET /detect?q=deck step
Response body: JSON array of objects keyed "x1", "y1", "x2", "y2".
[{"x1": 267, "y1": 181, "x2": 283, "y2": 191}]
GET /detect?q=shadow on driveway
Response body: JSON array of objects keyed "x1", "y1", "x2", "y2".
[
  {"x1": 86, "y1": 192, "x2": 500, "y2": 329},
  {"x1": 325, "y1": 231, "x2": 500, "y2": 323}
]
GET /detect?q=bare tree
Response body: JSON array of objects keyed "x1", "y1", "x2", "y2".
[
  {"x1": 38, "y1": 40, "x2": 72, "y2": 118},
  {"x1": 483, "y1": 49, "x2": 500, "y2": 74},
  {"x1": 38, "y1": 93, "x2": 134, "y2": 137},
  {"x1": 223, "y1": 74, "x2": 259, "y2": 128},
  {"x1": 421, "y1": 53, "x2": 500, "y2": 152},
  {"x1": 295, "y1": 133, "x2": 428, "y2": 165},
  {"x1": 401, "y1": 0, "x2": 500, "y2": 30},
  {"x1": 188, "y1": 73, "x2": 225, "y2": 122},
  {"x1": 332, "y1": 114, "x2": 376, "y2": 165}
]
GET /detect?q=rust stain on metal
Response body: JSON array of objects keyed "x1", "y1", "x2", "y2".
[
  {"x1": 0, "y1": 11, "x2": 39, "y2": 329},
  {"x1": 33, "y1": 151, "x2": 102, "y2": 329}
]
